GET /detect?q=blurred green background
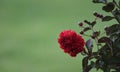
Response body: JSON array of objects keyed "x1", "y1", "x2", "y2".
[{"x1": 0, "y1": 0, "x2": 117, "y2": 72}]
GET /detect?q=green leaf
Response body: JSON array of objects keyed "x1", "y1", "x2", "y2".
[
  {"x1": 82, "y1": 57, "x2": 88, "y2": 67},
  {"x1": 119, "y1": 1, "x2": 120, "y2": 7},
  {"x1": 84, "y1": 20, "x2": 91, "y2": 25},
  {"x1": 82, "y1": 57, "x2": 89, "y2": 72},
  {"x1": 105, "y1": 24, "x2": 120, "y2": 36},
  {"x1": 93, "y1": 31, "x2": 100, "y2": 37},
  {"x1": 83, "y1": 27, "x2": 91, "y2": 32},
  {"x1": 95, "y1": 60, "x2": 104, "y2": 71},
  {"x1": 107, "y1": 57, "x2": 120, "y2": 64},
  {"x1": 114, "y1": 42, "x2": 120, "y2": 48},
  {"x1": 102, "y1": 16, "x2": 114, "y2": 21},
  {"x1": 104, "y1": 68, "x2": 110, "y2": 72},
  {"x1": 110, "y1": 34, "x2": 119, "y2": 42},
  {"x1": 82, "y1": 57, "x2": 95, "y2": 72},
  {"x1": 113, "y1": 39, "x2": 120, "y2": 49},
  {"x1": 85, "y1": 61, "x2": 95, "y2": 72},
  {"x1": 91, "y1": 21, "x2": 96, "y2": 27},
  {"x1": 89, "y1": 61, "x2": 95, "y2": 68},
  {"x1": 98, "y1": 37, "x2": 111, "y2": 43},
  {"x1": 112, "y1": 9, "x2": 120, "y2": 23},
  {"x1": 99, "y1": 44, "x2": 109, "y2": 56},
  {"x1": 102, "y1": 2, "x2": 115, "y2": 12},
  {"x1": 84, "y1": 20, "x2": 96, "y2": 27}
]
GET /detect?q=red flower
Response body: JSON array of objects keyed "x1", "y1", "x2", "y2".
[{"x1": 58, "y1": 30, "x2": 85, "y2": 57}]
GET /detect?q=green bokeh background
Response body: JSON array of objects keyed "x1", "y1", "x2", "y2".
[{"x1": 0, "y1": 0, "x2": 117, "y2": 72}]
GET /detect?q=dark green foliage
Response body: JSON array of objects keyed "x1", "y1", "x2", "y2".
[
  {"x1": 98, "y1": 37, "x2": 111, "y2": 43},
  {"x1": 119, "y1": 1, "x2": 120, "y2": 7},
  {"x1": 83, "y1": 27, "x2": 91, "y2": 32},
  {"x1": 93, "y1": 31, "x2": 100, "y2": 38},
  {"x1": 112, "y1": 9, "x2": 120, "y2": 23},
  {"x1": 91, "y1": 21, "x2": 96, "y2": 27},
  {"x1": 80, "y1": 0, "x2": 120, "y2": 72},
  {"x1": 102, "y1": 16, "x2": 114, "y2": 21},
  {"x1": 82, "y1": 57, "x2": 89, "y2": 72},
  {"x1": 105, "y1": 24, "x2": 120, "y2": 36},
  {"x1": 102, "y1": 2, "x2": 115, "y2": 12}
]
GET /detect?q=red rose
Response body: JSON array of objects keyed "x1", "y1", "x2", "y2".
[{"x1": 58, "y1": 30, "x2": 85, "y2": 57}]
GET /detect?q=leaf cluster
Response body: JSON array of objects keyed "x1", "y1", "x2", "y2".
[{"x1": 80, "y1": 0, "x2": 120, "y2": 72}]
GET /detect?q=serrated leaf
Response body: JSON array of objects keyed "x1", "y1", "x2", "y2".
[{"x1": 102, "y1": 16, "x2": 114, "y2": 21}]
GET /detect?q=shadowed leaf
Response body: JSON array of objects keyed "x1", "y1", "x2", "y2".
[
  {"x1": 102, "y1": 16, "x2": 114, "y2": 21},
  {"x1": 98, "y1": 37, "x2": 111, "y2": 43},
  {"x1": 102, "y1": 2, "x2": 115, "y2": 12},
  {"x1": 119, "y1": 1, "x2": 120, "y2": 7},
  {"x1": 82, "y1": 56, "x2": 89, "y2": 72},
  {"x1": 105, "y1": 24, "x2": 120, "y2": 35},
  {"x1": 112, "y1": 9, "x2": 120, "y2": 23},
  {"x1": 83, "y1": 27, "x2": 91, "y2": 32},
  {"x1": 93, "y1": 31, "x2": 100, "y2": 37},
  {"x1": 91, "y1": 21, "x2": 96, "y2": 27}
]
